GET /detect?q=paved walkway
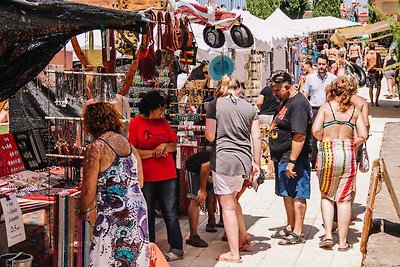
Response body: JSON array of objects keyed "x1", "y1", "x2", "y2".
[{"x1": 155, "y1": 83, "x2": 400, "y2": 267}]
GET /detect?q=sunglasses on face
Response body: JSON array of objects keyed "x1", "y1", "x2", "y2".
[{"x1": 203, "y1": 71, "x2": 209, "y2": 74}]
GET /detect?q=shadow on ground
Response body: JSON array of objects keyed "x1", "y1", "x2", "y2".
[
  {"x1": 267, "y1": 224, "x2": 319, "y2": 241},
  {"x1": 368, "y1": 101, "x2": 400, "y2": 119},
  {"x1": 371, "y1": 219, "x2": 400, "y2": 238}
]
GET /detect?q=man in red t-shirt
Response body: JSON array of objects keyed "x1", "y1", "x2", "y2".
[{"x1": 129, "y1": 91, "x2": 183, "y2": 262}]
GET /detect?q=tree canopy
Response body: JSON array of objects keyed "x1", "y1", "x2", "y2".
[
  {"x1": 247, "y1": 0, "x2": 307, "y2": 19},
  {"x1": 312, "y1": 0, "x2": 341, "y2": 18}
]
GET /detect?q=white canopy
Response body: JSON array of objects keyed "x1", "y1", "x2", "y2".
[
  {"x1": 293, "y1": 16, "x2": 360, "y2": 33},
  {"x1": 264, "y1": 9, "x2": 307, "y2": 38},
  {"x1": 264, "y1": 8, "x2": 361, "y2": 38}
]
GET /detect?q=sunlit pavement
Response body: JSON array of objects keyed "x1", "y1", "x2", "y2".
[{"x1": 155, "y1": 81, "x2": 400, "y2": 266}]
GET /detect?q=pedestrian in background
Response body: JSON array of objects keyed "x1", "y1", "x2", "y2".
[
  {"x1": 302, "y1": 54, "x2": 337, "y2": 170},
  {"x1": 364, "y1": 44, "x2": 383, "y2": 106}
]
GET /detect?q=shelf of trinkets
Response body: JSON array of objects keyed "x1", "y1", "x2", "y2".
[{"x1": 0, "y1": 134, "x2": 26, "y2": 176}]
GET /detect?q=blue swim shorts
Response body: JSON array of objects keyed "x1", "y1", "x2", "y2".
[{"x1": 274, "y1": 159, "x2": 311, "y2": 199}]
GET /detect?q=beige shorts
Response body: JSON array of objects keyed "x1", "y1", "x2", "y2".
[{"x1": 212, "y1": 171, "x2": 244, "y2": 195}]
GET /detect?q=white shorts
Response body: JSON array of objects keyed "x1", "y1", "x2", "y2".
[
  {"x1": 259, "y1": 115, "x2": 274, "y2": 126},
  {"x1": 212, "y1": 171, "x2": 244, "y2": 195}
]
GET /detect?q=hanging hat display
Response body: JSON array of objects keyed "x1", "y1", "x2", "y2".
[
  {"x1": 230, "y1": 24, "x2": 254, "y2": 48},
  {"x1": 209, "y1": 55, "x2": 234, "y2": 81},
  {"x1": 203, "y1": 26, "x2": 225, "y2": 49}
]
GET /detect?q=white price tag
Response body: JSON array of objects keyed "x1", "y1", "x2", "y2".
[{"x1": 0, "y1": 193, "x2": 26, "y2": 247}]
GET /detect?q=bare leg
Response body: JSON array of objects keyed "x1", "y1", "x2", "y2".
[
  {"x1": 218, "y1": 201, "x2": 224, "y2": 225},
  {"x1": 206, "y1": 192, "x2": 216, "y2": 226},
  {"x1": 387, "y1": 78, "x2": 394, "y2": 96},
  {"x1": 283, "y1": 197, "x2": 295, "y2": 231},
  {"x1": 293, "y1": 198, "x2": 307, "y2": 236},
  {"x1": 188, "y1": 200, "x2": 200, "y2": 238},
  {"x1": 218, "y1": 193, "x2": 240, "y2": 259},
  {"x1": 337, "y1": 201, "x2": 352, "y2": 248},
  {"x1": 321, "y1": 197, "x2": 334, "y2": 240},
  {"x1": 369, "y1": 86, "x2": 374, "y2": 105},
  {"x1": 236, "y1": 201, "x2": 250, "y2": 244},
  {"x1": 375, "y1": 85, "x2": 381, "y2": 105}
]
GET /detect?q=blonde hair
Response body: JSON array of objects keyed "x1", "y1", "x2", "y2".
[
  {"x1": 215, "y1": 75, "x2": 240, "y2": 98},
  {"x1": 326, "y1": 76, "x2": 357, "y2": 112}
]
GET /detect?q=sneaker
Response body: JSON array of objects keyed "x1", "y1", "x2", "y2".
[{"x1": 186, "y1": 235, "x2": 208, "y2": 247}]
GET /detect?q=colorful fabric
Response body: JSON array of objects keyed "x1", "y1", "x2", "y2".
[
  {"x1": 90, "y1": 153, "x2": 150, "y2": 267},
  {"x1": 316, "y1": 140, "x2": 356, "y2": 202}
]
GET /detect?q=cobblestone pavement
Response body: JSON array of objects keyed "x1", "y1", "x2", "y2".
[{"x1": 155, "y1": 83, "x2": 400, "y2": 267}]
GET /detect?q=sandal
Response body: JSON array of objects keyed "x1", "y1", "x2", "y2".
[
  {"x1": 205, "y1": 224, "x2": 217, "y2": 233},
  {"x1": 319, "y1": 238, "x2": 334, "y2": 248},
  {"x1": 164, "y1": 251, "x2": 183, "y2": 262},
  {"x1": 216, "y1": 253, "x2": 242, "y2": 263},
  {"x1": 338, "y1": 243, "x2": 353, "y2": 252},
  {"x1": 278, "y1": 232, "x2": 305, "y2": 246},
  {"x1": 271, "y1": 228, "x2": 291, "y2": 239}
]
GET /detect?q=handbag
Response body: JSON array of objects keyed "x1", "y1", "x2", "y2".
[{"x1": 359, "y1": 143, "x2": 369, "y2": 173}]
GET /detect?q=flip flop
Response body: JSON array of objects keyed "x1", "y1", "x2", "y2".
[
  {"x1": 239, "y1": 240, "x2": 255, "y2": 251},
  {"x1": 338, "y1": 243, "x2": 353, "y2": 252},
  {"x1": 319, "y1": 238, "x2": 334, "y2": 248},
  {"x1": 216, "y1": 254, "x2": 242, "y2": 263}
]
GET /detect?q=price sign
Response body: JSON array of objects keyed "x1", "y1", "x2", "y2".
[{"x1": 0, "y1": 193, "x2": 26, "y2": 247}]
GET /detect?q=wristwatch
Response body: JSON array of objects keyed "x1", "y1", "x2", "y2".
[{"x1": 289, "y1": 159, "x2": 297, "y2": 164}]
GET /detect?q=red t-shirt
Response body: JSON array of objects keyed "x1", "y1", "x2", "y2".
[{"x1": 129, "y1": 116, "x2": 177, "y2": 182}]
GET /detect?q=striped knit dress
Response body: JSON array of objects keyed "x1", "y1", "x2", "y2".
[{"x1": 316, "y1": 140, "x2": 357, "y2": 202}]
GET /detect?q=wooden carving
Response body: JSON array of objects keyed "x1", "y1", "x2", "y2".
[{"x1": 66, "y1": 0, "x2": 168, "y2": 11}]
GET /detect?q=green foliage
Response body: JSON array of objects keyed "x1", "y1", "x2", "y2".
[
  {"x1": 368, "y1": 0, "x2": 378, "y2": 24},
  {"x1": 280, "y1": 0, "x2": 308, "y2": 19},
  {"x1": 312, "y1": 0, "x2": 341, "y2": 18},
  {"x1": 372, "y1": 6, "x2": 400, "y2": 78},
  {"x1": 246, "y1": 0, "x2": 279, "y2": 19},
  {"x1": 246, "y1": 0, "x2": 307, "y2": 19}
]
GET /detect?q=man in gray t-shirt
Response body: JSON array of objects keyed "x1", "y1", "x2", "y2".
[{"x1": 302, "y1": 54, "x2": 337, "y2": 169}]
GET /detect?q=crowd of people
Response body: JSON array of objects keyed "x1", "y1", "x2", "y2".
[
  {"x1": 77, "y1": 40, "x2": 397, "y2": 265},
  {"x1": 307, "y1": 42, "x2": 398, "y2": 107}
]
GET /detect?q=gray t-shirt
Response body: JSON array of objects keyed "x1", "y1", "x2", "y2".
[
  {"x1": 302, "y1": 72, "x2": 337, "y2": 107},
  {"x1": 206, "y1": 96, "x2": 258, "y2": 177}
]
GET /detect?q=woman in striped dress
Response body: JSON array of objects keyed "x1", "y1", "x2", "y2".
[{"x1": 312, "y1": 76, "x2": 367, "y2": 251}]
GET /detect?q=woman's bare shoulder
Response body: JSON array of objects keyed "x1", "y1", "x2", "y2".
[{"x1": 351, "y1": 95, "x2": 367, "y2": 107}]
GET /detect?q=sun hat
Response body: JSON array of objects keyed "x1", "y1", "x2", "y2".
[
  {"x1": 208, "y1": 55, "x2": 234, "y2": 81},
  {"x1": 203, "y1": 26, "x2": 225, "y2": 48},
  {"x1": 230, "y1": 24, "x2": 254, "y2": 48}
]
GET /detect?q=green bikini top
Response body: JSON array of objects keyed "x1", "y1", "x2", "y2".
[{"x1": 323, "y1": 102, "x2": 355, "y2": 130}]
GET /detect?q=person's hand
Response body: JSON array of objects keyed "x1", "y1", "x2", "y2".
[
  {"x1": 196, "y1": 189, "x2": 207, "y2": 206},
  {"x1": 249, "y1": 163, "x2": 260, "y2": 185},
  {"x1": 286, "y1": 162, "x2": 297, "y2": 178},
  {"x1": 153, "y1": 143, "x2": 167, "y2": 158}
]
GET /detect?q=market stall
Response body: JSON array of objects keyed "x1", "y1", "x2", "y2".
[{"x1": 0, "y1": 0, "x2": 265, "y2": 265}]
